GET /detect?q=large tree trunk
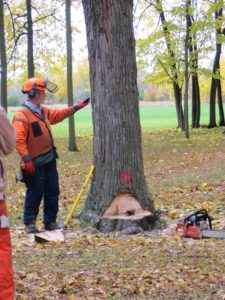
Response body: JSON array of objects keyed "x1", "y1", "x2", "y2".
[
  {"x1": 26, "y1": 0, "x2": 34, "y2": 78},
  {"x1": 66, "y1": 0, "x2": 78, "y2": 151},
  {"x1": 0, "y1": 0, "x2": 7, "y2": 111},
  {"x1": 157, "y1": 0, "x2": 184, "y2": 130},
  {"x1": 80, "y1": 0, "x2": 157, "y2": 232}
]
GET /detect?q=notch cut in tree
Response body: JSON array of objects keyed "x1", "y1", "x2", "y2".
[{"x1": 80, "y1": 0, "x2": 158, "y2": 233}]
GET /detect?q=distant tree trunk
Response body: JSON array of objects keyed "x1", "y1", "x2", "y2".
[
  {"x1": 188, "y1": 28, "x2": 201, "y2": 128},
  {"x1": 156, "y1": 0, "x2": 184, "y2": 129},
  {"x1": 209, "y1": 78, "x2": 217, "y2": 128},
  {"x1": 184, "y1": 0, "x2": 189, "y2": 138},
  {"x1": 191, "y1": 74, "x2": 200, "y2": 128},
  {"x1": 187, "y1": 1, "x2": 201, "y2": 128},
  {"x1": 209, "y1": 4, "x2": 224, "y2": 128},
  {"x1": 80, "y1": 0, "x2": 157, "y2": 232},
  {"x1": 193, "y1": 37, "x2": 201, "y2": 128},
  {"x1": 218, "y1": 79, "x2": 225, "y2": 125},
  {"x1": 173, "y1": 82, "x2": 184, "y2": 129},
  {"x1": 66, "y1": 0, "x2": 78, "y2": 151},
  {"x1": 26, "y1": 0, "x2": 34, "y2": 78},
  {"x1": 0, "y1": 0, "x2": 7, "y2": 111}
]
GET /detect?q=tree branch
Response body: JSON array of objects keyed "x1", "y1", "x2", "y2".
[
  {"x1": 135, "y1": 1, "x2": 154, "y2": 30},
  {"x1": 14, "y1": 14, "x2": 27, "y2": 20},
  {"x1": 3, "y1": 2, "x2": 16, "y2": 44},
  {"x1": 157, "y1": 58, "x2": 174, "y2": 82},
  {"x1": 33, "y1": 11, "x2": 56, "y2": 25},
  {"x1": 7, "y1": 32, "x2": 27, "y2": 64}
]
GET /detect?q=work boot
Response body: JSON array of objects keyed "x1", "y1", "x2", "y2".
[
  {"x1": 44, "y1": 222, "x2": 62, "y2": 231},
  {"x1": 25, "y1": 224, "x2": 39, "y2": 234}
]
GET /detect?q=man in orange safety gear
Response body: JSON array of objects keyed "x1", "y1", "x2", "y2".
[
  {"x1": 13, "y1": 78, "x2": 90, "y2": 233},
  {"x1": 0, "y1": 106, "x2": 16, "y2": 300}
]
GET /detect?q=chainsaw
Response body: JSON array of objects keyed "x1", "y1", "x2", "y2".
[{"x1": 175, "y1": 209, "x2": 225, "y2": 239}]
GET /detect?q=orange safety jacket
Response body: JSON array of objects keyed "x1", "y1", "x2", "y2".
[{"x1": 13, "y1": 105, "x2": 75, "y2": 162}]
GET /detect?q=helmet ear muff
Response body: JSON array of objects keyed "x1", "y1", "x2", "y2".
[
  {"x1": 28, "y1": 88, "x2": 37, "y2": 98},
  {"x1": 28, "y1": 88, "x2": 36, "y2": 98}
]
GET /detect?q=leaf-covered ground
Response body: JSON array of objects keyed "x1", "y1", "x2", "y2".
[{"x1": 6, "y1": 128, "x2": 225, "y2": 299}]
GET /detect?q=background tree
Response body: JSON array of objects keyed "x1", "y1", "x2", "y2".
[
  {"x1": 6, "y1": 0, "x2": 59, "y2": 81},
  {"x1": 209, "y1": 0, "x2": 225, "y2": 128},
  {"x1": 66, "y1": 0, "x2": 78, "y2": 151},
  {"x1": 136, "y1": 0, "x2": 225, "y2": 130},
  {"x1": 184, "y1": 0, "x2": 190, "y2": 138},
  {"x1": 156, "y1": 0, "x2": 184, "y2": 129},
  {"x1": 80, "y1": 0, "x2": 157, "y2": 232},
  {"x1": 137, "y1": 0, "x2": 185, "y2": 129},
  {"x1": 187, "y1": 0, "x2": 201, "y2": 128},
  {"x1": 26, "y1": 0, "x2": 34, "y2": 78}
]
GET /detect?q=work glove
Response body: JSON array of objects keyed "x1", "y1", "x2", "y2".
[
  {"x1": 74, "y1": 98, "x2": 90, "y2": 112},
  {"x1": 24, "y1": 160, "x2": 35, "y2": 175}
]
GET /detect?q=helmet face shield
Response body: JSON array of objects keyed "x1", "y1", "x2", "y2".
[
  {"x1": 44, "y1": 80, "x2": 58, "y2": 93},
  {"x1": 22, "y1": 77, "x2": 58, "y2": 94}
]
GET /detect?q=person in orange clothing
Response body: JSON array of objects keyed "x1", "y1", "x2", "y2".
[
  {"x1": 0, "y1": 106, "x2": 16, "y2": 300},
  {"x1": 13, "y1": 78, "x2": 90, "y2": 233}
]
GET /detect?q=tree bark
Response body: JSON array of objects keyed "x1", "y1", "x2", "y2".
[
  {"x1": 66, "y1": 0, "x2": 78, "y2": 151},
  {"x1": 0, "y1": 0, "x2": 7, "y2": 111},
  {"x1": 80, "y1": 0, "x2": 157, "y2": 232},
  {"x1": 26, "y1": 0, "x2": 34, "y2": 78}
]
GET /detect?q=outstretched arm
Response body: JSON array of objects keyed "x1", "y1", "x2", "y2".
[{"x1": 47, "y1": 98, "x2": 90, "y2": 125}]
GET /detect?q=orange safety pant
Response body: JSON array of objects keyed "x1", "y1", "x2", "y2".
[{"x1": 0, "y1": 200, "x2": 14, "y2": 300}]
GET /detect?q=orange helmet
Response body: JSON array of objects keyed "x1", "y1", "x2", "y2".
[
  {"x1": 22, "y1": 78, "x2": 58, "y2": 95},
  {"x1": 22, "y1": 78, "x2": 46, "y2": 94}
]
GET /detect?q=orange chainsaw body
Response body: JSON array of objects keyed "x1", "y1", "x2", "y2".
[
  {"x1": 176, "y1": 222, "x2": 202, "y2": 239},
  {"x1": 176, "y1": 210, "x2": 225, "y2": 239}
]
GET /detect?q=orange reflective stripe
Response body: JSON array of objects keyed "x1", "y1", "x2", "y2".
[{"x1": 13, "y1": 117, "x2": 28, "y2": 124}]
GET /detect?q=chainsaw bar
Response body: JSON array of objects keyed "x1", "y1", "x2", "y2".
[{"x1": 201, "y1": 230, "x2": 225, "y2": 239}]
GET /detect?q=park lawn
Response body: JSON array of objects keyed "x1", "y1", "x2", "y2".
[
  {"x1": 7, "y1": 127, "x2": 225, "y2": 299},
  {"x1": 8, "y1": 102, "x2": 221, "y2": 137}
]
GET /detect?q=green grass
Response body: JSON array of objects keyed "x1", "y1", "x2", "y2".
[{"x1": 9, "y1": 103, "x2": 220, "y2": 137}]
